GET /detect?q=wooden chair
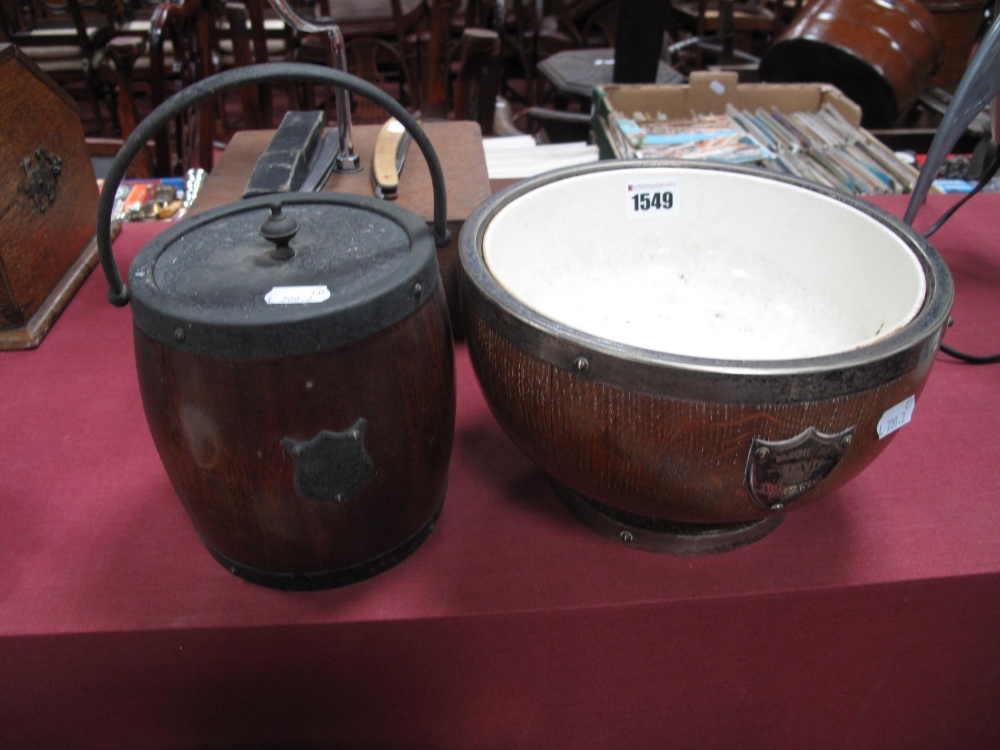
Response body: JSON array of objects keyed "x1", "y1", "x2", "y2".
[
  {"x1": 492, "y1": 0, "x2": 621, "y2": 106},
  {"x1": 524, "y1": 0, "x2": 621, "y2": 68},
  {"x1": 342, "y1": 33, "x2": 420, "y2": 123},
  {"x1": 93, "y1": 0, "x2": 211, "y2": 175},
  {"x1": 208, "y1": 0, "x2": 294, "y2": 131},
  {"x1": 671, "y1": 0, "x2": 778, "y2": 66},
  {"x1": 452, "y1": 25, "x2": 502, "y2": 132},
  {"x1": 319, "y1": 0, "x2": 427, "y2": 111},
  {"x1": 292, "y1": 0, "x2": 425, "y2": 114},
  {"x1": 0, "y1": 0, "x2": 121, "y2": 132},
  {"x1": 417, "y1": 0, "x2": 460, "y2": 118},
  {"x1": 417, "y1": 0, "x2": 520, "y2": 134},
  {"x1": 149, "y1": 0, "x2": 211, "y2": 172},
  {"x1": 101, "y1": 33, "x2": 153, "y2": 175},
  {"x1": 412, "y1": 0, "x2": 508, "y2": 131}
]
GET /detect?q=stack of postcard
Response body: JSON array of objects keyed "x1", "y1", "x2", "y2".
[{"x1": 611, "y1": 103, "x2": 920, "y2": 195}]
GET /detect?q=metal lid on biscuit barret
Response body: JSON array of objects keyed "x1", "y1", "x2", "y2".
[{"x1": 128, "y1": 192, "x2": 439, "y2": 360}]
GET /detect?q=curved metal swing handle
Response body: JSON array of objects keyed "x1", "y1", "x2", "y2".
[{"x1": 97, "y1": 62, "x2": 451, "y2": 307}]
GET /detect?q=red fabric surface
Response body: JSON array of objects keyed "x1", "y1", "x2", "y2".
[{"x1": 1, "y1": 193, "x2": 998, "y2": 748}]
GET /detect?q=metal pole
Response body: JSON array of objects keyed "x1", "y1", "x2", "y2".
[{"x1": 267, "y1": 0, "x2": 361, "y2": 172}]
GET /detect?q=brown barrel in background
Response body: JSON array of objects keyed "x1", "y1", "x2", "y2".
[
  {"x1": 759, "y1": 0, "x2": 945, "y2": 127},
  {"x1": 919, "y1": 0, "x2": 988, "y2": 85}
]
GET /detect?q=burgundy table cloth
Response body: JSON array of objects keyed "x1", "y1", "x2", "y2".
[{"x1": 1, "y1": 193, "x2": 998, "y2": 749}]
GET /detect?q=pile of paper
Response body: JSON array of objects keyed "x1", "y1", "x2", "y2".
[
  {"x1": 612, "y1": 103, "x2": 921, "y2": 195},
  {"x1": 482, "y1": 136, "x2": 600, "y2": 180}
]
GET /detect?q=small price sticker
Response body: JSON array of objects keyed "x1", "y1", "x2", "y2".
[
  {"x1": 877, "y1": 395, "x2": 916, "y2": 439},
  {"x1": 264, "y1": 285, "x2": 331, "y2": 305},
  {"x1": 625, "y1": 180, "x2": 679, "y2": 218}
]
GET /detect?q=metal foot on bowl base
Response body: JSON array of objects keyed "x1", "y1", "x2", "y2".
[
  {"x1": 553, "y1": 483, "x2": 784, "y2": 556},
  {"x1": 202, "y1": 499, "x2": 444, "y2": 591}
]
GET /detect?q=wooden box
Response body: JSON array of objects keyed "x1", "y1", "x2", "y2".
[{"x1": 0, "y1": 43, "x2": 100, "y2": 349}]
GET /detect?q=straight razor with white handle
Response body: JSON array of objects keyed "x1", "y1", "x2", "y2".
[{"x1": 372, "y1": 118, "x2": 412, "y2": 200}]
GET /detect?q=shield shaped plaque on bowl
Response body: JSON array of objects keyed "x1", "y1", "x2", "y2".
[{"x1": 746, "y1": 426, "x2": 856, "y2": 511}]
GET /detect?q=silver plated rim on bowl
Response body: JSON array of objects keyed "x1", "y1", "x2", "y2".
[{"x1": 459, "y1": 160, "x2": 953, "y2": 404}]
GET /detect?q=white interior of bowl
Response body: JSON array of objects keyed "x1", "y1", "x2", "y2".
[{"x1": 482, "y1": 167, "x2": 927, "y2": 361}]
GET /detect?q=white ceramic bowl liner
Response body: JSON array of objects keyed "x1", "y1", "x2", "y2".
[{"x1": 482, "y1": 167, "x2": 927, "y2": 361}]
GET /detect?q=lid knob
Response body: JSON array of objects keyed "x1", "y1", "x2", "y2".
[{"x1": 260, "y1": 203, "x2": 299, "y2": 260}]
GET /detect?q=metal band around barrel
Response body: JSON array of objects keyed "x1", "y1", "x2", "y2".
[{"x1": 129, "y1": 193, "x2": 440, "y2": 360}]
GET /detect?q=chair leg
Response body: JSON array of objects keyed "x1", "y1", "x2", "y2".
[
  {"x1": 106, "y1": 36, "x2": 153, "y2": 177},
  {"x1": 83, "y1": 61, "x2": 108, "y2": 135}
]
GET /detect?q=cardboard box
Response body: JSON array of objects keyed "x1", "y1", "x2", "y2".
[
  {"x1": 593, "y1": 71, "x2": 863, "y2": 160},
  {"x1": 591, "y1": 71, "x2": 922, "y2": 195}
]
